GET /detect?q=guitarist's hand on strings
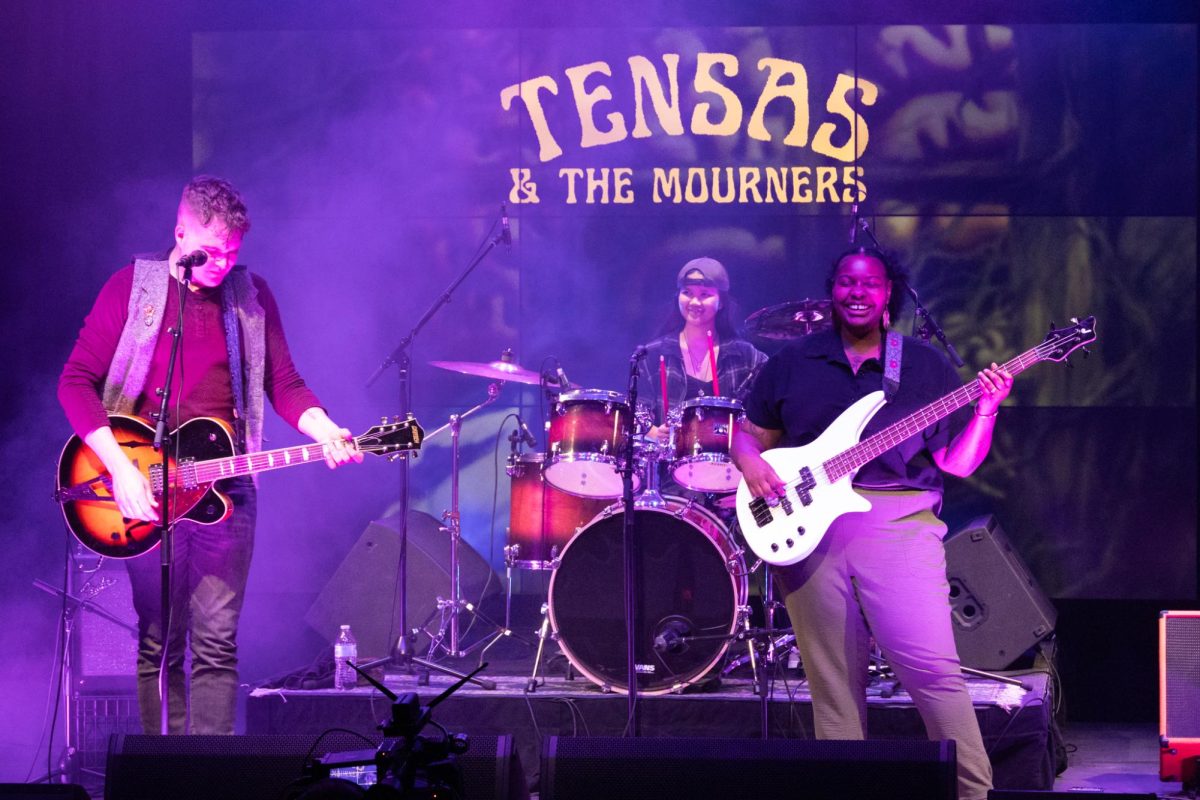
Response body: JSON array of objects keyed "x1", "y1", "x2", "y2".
[
  {"x1": 82, "y1": 426, "x2": 159, "y2": 522},
  {"x1": 974, "y1": 363, "x2": 1013, "y2": 417}
]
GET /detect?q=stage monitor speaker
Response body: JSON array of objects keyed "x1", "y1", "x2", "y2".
[
  {"x1": 988, "y1": 792, "x2": 1156, "y2": 799},
  {"x1": 305, "y1": 512, "x2": 501, "y2": 659},
  {"x1": 0, "y1": 787, "x2": 91, "y2": 799},
  {"x1": 944, "y1": 515, "x2": 1057, "y2": 670},
  {"x1": 106, "y1": 733, "x2": 523, "y2": 800},
  {"x1": 540, "y1": 736, "x2": 956, "y2": 800},
  {"x1": 1159, "y1": 610, "x2": 1200, "y2": 786}
]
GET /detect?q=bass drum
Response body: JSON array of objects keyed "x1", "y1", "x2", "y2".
[{"x1": 547, "y1": 496, "x2": 747, "y2": 695}]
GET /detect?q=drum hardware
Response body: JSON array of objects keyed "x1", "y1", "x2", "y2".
[
  {"x1": 743, "y1": 298, "x2": 834, "y2": 341},
  {"x1": 415, "y1": 380, "x2": 512, "y2": 662}
]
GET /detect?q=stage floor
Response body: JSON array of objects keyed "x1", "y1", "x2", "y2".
[{"x1": 246, "y1": 654, "x2": 1061, "y2": 794}]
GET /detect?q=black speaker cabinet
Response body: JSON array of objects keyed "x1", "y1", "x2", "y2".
[
  {"x1": 305, "y1": 512, "x2": 501, "y2": 659},
  {"x1": 540, "y1": 736, "x2": 957, "y2": 800},
  {"x1": 1160, "y1": 610, "x2": 1200, "y2": 786},
  {"x1": 70, "y1": 556, "x2": 138, "y2": 692},
  {"x1": 944, "y1": 515, "x2": 1057, "y2": 670},
  {"x1": 0, "y1": 787, "x2": 91, "y2": 799},
  {"x1": 106, "y1": 733, "x2": 524, "y2": 800}
]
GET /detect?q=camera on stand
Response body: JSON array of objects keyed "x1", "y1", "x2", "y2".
[{"x1": 293, "y1": 662, "x2": 488, "y2": 799}]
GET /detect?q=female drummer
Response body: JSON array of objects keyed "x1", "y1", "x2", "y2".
[{"x1": 638, "y1": 257, "x2": 768, "y2": 430}]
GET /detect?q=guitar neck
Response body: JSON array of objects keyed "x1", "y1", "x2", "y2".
[
  {"x1": 824, "y1": 343, "x2": 1049, "y2": 481},
  {"x1": 190, "y1": 437, "x2": 366, "y2": 483}
]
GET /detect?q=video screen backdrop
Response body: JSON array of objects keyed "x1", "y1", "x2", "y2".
[{"x1": 192, "y1": 23, "x2": 1193, "y2": 602}]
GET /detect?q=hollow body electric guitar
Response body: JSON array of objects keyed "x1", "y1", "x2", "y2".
[
  {"x1": 56, "y1": 414, "x2": 424, "y2": 558},
  {"x1": 736, "y1": 317, "x2": 1097, "y2": 567}
]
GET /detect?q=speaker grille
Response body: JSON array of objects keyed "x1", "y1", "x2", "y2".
[{"x1": 1164, "y1": 613, "x2": 1200, "y2": 739}]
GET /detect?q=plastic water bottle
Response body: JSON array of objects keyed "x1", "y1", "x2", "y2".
[{"x1": 333, "y1": 624, "x2": 358, "y2": 690}]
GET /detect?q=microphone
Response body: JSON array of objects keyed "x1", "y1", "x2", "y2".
[
  {"x1": 176, "y1": 250, "x2": 208, "y2": 269},
  {"x1": 653, "y1": 619, "x2": 691, "y2": 654},
  {"x1": 848, "y1": 202, "x2": 859, "y2": 245},
  {"x1": 500, "y1": 203, "x2": 511, "y2": 247},
  {"x1": 555, "y1": 366, "x2": 570, "y2": 391},
  {"x1": 516, "y1": 417, "x2": 537, "y2": 448},
  {"x1": 630, "y1": 343, "x2": 649, "y2": 361}
]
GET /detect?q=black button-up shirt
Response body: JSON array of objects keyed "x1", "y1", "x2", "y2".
[{"x1": 743, "y1": 329, "x2": 968, "y2": 493}]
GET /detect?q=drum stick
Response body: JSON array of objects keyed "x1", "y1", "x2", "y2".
[
  {"x1": 707, "y1": 330, "x2": 720, "y2": 396},
  {"x1": 659, "y1": 355, "x2": 669, "y2": 423}
]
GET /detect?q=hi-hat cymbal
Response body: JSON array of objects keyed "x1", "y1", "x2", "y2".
[
  {"x1": 430, "y1": 356, "x2": 542, "y2": 385},
  {"x1": 744, "y1": 299, "x2": 833, "y2": 340}
]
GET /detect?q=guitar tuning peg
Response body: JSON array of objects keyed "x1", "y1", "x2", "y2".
[
  {"x1": 392, "y1": 415, "x2": 401, "y2": 423},
  {"x1": 380, "y1": 416, "x2": 389, "y2": 425},
  {"x1": 1070, "y1": 317, "x2": 1079, "y2": 324}
]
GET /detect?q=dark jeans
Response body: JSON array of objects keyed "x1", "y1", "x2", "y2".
[{"x1": 125, "y1": 478, "x2": 256, "y2": 734}]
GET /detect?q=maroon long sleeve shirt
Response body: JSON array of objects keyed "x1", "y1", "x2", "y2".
[{"x1": 58, "y1": 262, "x2": 321, "y2": 440}]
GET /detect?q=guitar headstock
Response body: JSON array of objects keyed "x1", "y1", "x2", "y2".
[
  {"x1": 1041, "y1": 316, "x2": 1097, "y2": 363},
  {"x1": 358, "y1": 415, "x2": 425, "y2": 457}
]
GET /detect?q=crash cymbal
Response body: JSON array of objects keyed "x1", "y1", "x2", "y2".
[
  {"x1": 744, "y1": 299, "x2": 833, "y2": 340},
  {"x1": 430, "y1": 352, "x2": 542, "y2": 385}
]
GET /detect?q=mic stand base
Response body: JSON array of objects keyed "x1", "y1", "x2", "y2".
[{"x1": 356, "y1": 652, "x2": 496, "y2": 691}]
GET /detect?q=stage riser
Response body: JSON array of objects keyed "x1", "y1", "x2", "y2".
[{"x1": 247, "y1": 684, "x2": 1057, "y2": 791}]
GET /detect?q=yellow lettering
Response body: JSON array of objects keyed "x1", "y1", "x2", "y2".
[
  {"x1": 653, "y1": 168, "x2": 682, "y2": 203},
  {"x1": 842, "y1": 166, "x2": 866, "y2": 202},
  {"x1": 738, "y1": 167, "x2": 764, "y2": 203},
  {"x1": 815, "y1": 166, "x2": 839, "y2": 202},
  {"x1": 500, "y1": 76, "x2": 563, "y2": 162},
  {"x1": 711, "y1": 167, "x2": 735, "y2": 203},
  {"x1": 586, "y1": 168, "x2": 611, "y2": 203},
  {"x1": 565, "y1": 61, "x2": 627, "y2": 148},
  {"x1": 691, "y1": 53, "x2": 742, "y2": 136},
  {"x1": 812, "y1": 73, "x2": 878, "y2": 162},
  {"x1": 559, "y1": 168, "x2": 584, "y2": 203},
  {"x1": 684, "y1": 168, "x2": 709, "y2": 203},
  {"x1": 629, "y1": 55, "x2": 683, "y2": 139},
  {"x1": 791, "y1": 167, "x2": 812, "y2": 202},
  {"x1": 613, "y1": 168, "x2": 635, "y2": 203},
  {"x1": 748, "y1": 58, "x2": 810, "y2": 147},
  {"x1": 764, "y1": 168, "x2": 787, "y2": 203}
]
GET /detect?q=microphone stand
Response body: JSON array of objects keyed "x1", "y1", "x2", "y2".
[
  {"x1": 856, "y1": 215, "x2": 964, "y2": 367},
  {"x1": 622, "y1": 346, "x2": 647, "y2": 734},
  {"x1": 363, "y1": 211, "x2": 508, "y2": 685},
  {"x1": 149, "y1": 262, "x2": 190, "y2": 735}
]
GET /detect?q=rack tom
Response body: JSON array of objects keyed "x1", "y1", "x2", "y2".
[
  {"x1": 671, "y1": 396, "x2": 744, "y2": 493},
  {"x1": 546, "y1": 389, "x2": 636, "y2": 499}
]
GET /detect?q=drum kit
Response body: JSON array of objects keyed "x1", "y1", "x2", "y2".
[{"x1": 425, "y1": 302, "x2": 833, "y2": 697}]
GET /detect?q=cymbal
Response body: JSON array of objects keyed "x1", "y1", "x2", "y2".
[
  {"x1": 430, "y1": 357, "x2": 543, "y2": 385},
  {"x1": 744, "y1": 299, "x2": 833, "y2": 340}
]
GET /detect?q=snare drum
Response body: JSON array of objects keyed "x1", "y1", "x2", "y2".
[
  {"x1": 546, "y1": 389, "x2": 636, "y2": 499},
  {"x1": 671, "y1": 396, "x2": 744, "y2": 493},
  {"x1": 506, "y1": 453, "x2": 609, "y2": 570}
]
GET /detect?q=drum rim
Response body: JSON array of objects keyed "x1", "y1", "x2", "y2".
[
  {"x1": 543, "y1": 454, "x2": 642, "y2": 499},
  {"x1": 546, "y1": 495, "x2": 746, "y2": 695},
  {"x1": 671, "y1": 453, "x2": 741, "y2": 492},
  {"x1": 680, "y1": 395, "x2": 743, "y2": 411},
  {"x1": 556, "y1": 388, "x2": 630, "y2": 405}
]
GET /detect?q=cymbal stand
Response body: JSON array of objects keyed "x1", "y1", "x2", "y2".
[{"x1": 422, "y1": 381, "x2": 509, "y2": 663}]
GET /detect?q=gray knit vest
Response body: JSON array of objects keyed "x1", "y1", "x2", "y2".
[{"x1": 101, "y1": 256, "x2": 267, "y2": 454}]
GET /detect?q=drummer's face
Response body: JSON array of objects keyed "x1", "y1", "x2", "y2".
[
  {"x1": 678, "y1": 285, "x2": 720, "y2": 329},
  {"x1": 831, "y1": 253, "x2": 891, "y2": 333}
]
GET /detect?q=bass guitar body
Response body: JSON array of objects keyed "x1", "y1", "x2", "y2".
[{"x1": 57, "y1": 415, "x2": 235, "y2": 559}]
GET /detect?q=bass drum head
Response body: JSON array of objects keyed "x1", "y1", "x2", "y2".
[{"x1": 547, "y1": 498, "x2": 743, "y2": 695}]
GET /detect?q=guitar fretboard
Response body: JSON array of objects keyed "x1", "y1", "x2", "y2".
[
  {"x1": 189, "y1": 439, "x2": 362, "y2": 484},
  {"x1": 821, "y1": 339, "x2": 1058, "y2": 482}
]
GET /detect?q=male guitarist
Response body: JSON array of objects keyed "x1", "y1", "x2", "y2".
[
  {"x1": 57, "y1": 176, "x2": 362, "y2": 735},
  {"x1": 732, "y1": 247, "x2": 1012, "y2": 800}
]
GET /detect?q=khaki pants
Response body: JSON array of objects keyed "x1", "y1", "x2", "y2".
[{"x1": 776, "y1": 488, "x2": 993, "y2": 800}]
